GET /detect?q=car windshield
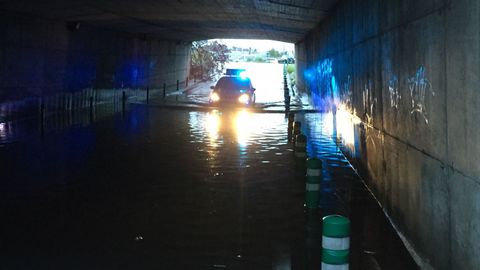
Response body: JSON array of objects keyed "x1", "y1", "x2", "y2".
[{"x1": 215, "y1": 77, "x2": 251, "y2": 92}]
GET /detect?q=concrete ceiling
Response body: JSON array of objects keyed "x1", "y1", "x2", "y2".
[{"x1": 0, "y1": 0, "x2": 339, "y2": 43}]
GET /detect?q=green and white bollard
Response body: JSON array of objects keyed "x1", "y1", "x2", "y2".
[
  {"x1": 305, "y1": 158, "x2": 322, "y2": 209},
  {"x1": 322, "y1": 215, "x2": 350, "y2": 270},
  {"x1": 295, "y1": 134, "x2": 307, "y2": 159}
]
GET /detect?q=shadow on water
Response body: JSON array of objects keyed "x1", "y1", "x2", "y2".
[{"x1": 0, "y1": 104, "x2": 417, "y2": 269}]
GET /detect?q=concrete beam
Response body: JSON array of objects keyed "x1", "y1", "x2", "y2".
[{"x1": 0, "y1": 0, "x2": 339, "y2": 43}]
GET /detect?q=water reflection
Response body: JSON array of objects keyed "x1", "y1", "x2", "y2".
[
  {"x1": 0, "y1": 121, "x2": 13, "y2": 143},
  {"x1": 0, "y1": 122, "x2": 6, "y2": 139},
  {"x1": 188, "y1": 109, "x2": 288, "y2": 169},
  {"x1": 322, "y1": 112, "x2": 334, "y2": 137},
  {"x1": 205, "y1": 110, "x2": 221, "y2": 143},
  {"x1": 235, "y1": 110, "x2": 253, "y2": 147},
  {"x1": 335, "y1": 108, "x2": 361, "y2": 157},
  {"x1": 190, "y1": 109, "x2": 287, "y2": 147},
  {"x1": 0, "y1": 106, "x2": 419, "y2": 269}
]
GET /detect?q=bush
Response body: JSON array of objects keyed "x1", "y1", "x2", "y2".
[{"x1": 254, "y1": 56, "x2": 266, "y2": 63}]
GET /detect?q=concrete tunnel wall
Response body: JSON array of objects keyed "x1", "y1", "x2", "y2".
[
  {"x1": 0, "y1": 11, "x2": 190, "y2": 119},
  {"x1": 296, "y1": 0, "x2": 479, "y2": 269}
]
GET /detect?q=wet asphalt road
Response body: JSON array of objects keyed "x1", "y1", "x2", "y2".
[{"x1": 0, "y1": 63, "x2": 418, "y2": 269}]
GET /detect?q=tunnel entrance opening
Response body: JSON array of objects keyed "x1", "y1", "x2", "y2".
[{"x1": 188, "y1": 39, "x2": 296, "y2": 109}]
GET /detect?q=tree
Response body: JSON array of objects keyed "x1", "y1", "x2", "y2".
[
  {"x1": 266, "y1": 48, "x2": 282, "y2": 58},
  {"x1": 190, "y1": 40, "x2": 230, "y2": 80}
]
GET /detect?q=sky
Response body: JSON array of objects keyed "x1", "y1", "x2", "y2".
[{"x1": 212, "y1": 39, "x2": 294, "y2": 52}]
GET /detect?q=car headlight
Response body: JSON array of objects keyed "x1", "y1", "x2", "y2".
[
  {"x1": 238, "y1": 94, "x2": 249, "y2": 104},
  {"x1": 210, "y1": 92, "x2": 220, "y2": 102}
]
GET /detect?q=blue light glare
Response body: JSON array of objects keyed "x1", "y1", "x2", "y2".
[
  {"x1": 239, "y1": 71, "x2": 248, "y2": 80},
  {"x1": 331, "y1": 76, "x2": 339, "y2": 104},
  {"x1": 304, "y1": 69, "x2": 315, "y2": 81},
  {"x1": 304, "y1": 58, "x2": 341, "y2": 111},
  {"x1": 132, "y1": 67, "x2": 139, "y2": 85}
]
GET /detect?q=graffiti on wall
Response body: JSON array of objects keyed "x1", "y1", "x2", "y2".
[
  {"x1": 408, "y1": 66, "x2": 435, "y2": 124},
  {"x1": 388, "y1": 75, "x2": 400, "y2": 109},
  {"x1": 383, "y1": 52, "x2": 401, "y2": 110},
  {"x1": 362, "y1": 79, "x2": 380, "y2": 149},
  {"x1": 362, "y1": 79, "x2": 377, "y2": 124}
]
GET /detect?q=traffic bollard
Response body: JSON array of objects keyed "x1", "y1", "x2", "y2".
[
  {"x1": 146, "y1": 87, "x2": 150, "y2": 104},
  {"x1": 40, "y1": 102, "x2": 45, "y2": 132},
  {"x1": 122, "y1": 91, "x2": 126, "y2": 112},
  {"x1": 305, "y1": 158, "x2": 322, "y2": 209},
  {"x1": 293, "y1": 121, "x2": 301, "y2": 143},
  {"x1": 288, "y1": 112, "x2": 295, "y2": 126},
  {"x1": 89, "y1": 96, "x2": 94, "y2": 122},
  {"x1": 40, "y1": 103, "x2": 45, "y2": 119},
  {"x1": 163, "y1": 83, "x2": 166, "y2": 99},
  {"x1": 322, "y1": 215, "x2": 350, "y2": 270},
  {"x1": 295, "y1": 134, "x2": 307, "y2": 159},
  {"x1": 287, "y1": 112, "x2": 295, "y2": 141}
]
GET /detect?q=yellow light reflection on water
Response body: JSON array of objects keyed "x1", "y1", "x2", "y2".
[
  {"x1": 235, "y1": 109, "x2": 252, "y2": 147},
  {"x1": 335, "y1": 106, "x2": 361, "y2": 150},
  {"x1": 203, "y1": 109, "x2": 259, "y2": 147},
  {"x1": 199, "y1": 108, "x2": 278, "y2": 150},
  {"x1": 322, "y1": 112, "x2": 334, "y2": 137},
  {"x1": 205, "y1": 110, "x2": 221, "y2": 142}
]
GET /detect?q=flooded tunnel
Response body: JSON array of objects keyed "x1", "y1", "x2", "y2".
[{"x1": 0, "y1": 1, "x2": 479, "y2": 270}]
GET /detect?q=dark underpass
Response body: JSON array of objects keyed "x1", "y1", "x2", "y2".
[{"x1": 0, "y1": 1, "x2": 479, "y2": 270}]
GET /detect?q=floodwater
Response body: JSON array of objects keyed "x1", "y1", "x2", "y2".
[{"x1": 0, "y1": 63, "x2": 418, "y2": 269}]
